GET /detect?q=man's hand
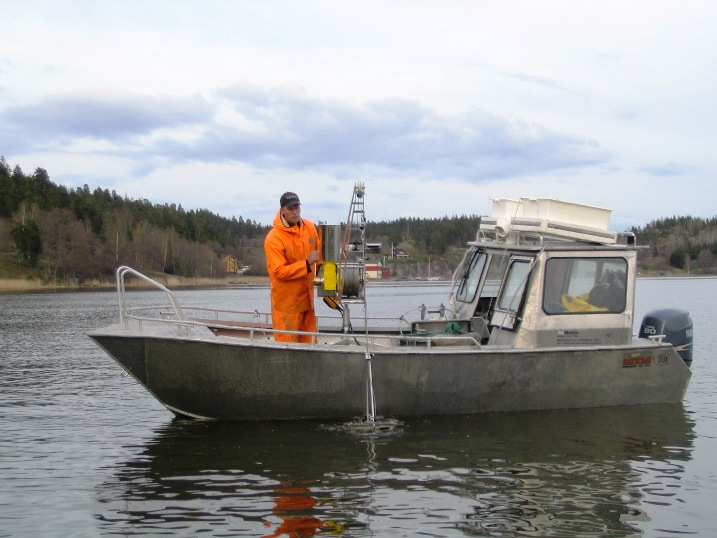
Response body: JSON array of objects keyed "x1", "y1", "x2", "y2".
[{"x1": 307, "y1": 250, "x2": 320, "y2": 265}]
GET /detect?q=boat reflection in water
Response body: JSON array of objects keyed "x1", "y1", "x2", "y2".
[{"x1": 95, "y1": 404, "x2": 694, "y2": 536}]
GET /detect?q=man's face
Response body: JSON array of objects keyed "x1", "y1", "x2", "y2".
[{"x1": 281, "y1": 203, "x2": 301, "y2": 225}]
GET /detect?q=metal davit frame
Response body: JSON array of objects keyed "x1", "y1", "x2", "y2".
[{"x1": 340, "y1": 181, "x2": 367, "y2": 303}]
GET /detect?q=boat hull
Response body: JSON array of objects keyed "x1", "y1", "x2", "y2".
[{"x1": 90, "y1": 325, "x2": 691, "y2": 421}]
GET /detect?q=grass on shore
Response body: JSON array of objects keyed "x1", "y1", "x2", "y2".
[{"x1": 0, "y1": 252, "x2": 269, "y2": 293}]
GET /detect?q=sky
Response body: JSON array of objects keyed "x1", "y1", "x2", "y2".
[{"x1": 1, "y1": 1, "x2": 716, "y2": 231}]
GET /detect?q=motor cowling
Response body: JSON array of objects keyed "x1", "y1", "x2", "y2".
[{"x1": 639, "y1": 308, "x2": 693, "y2": 367}]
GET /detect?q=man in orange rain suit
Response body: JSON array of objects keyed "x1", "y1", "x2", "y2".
[{"x1": 264, "y1": 192, "x2": 321, "y2": 343}]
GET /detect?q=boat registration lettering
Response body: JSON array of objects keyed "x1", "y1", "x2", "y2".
[{"x1": 622, "y1": 354, "x2": 652, "y2": 368}]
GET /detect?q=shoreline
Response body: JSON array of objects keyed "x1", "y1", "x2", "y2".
[{"x1": 0, "y1": 275, "x2": 271, "y2": 294}]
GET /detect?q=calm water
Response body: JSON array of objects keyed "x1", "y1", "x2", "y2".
[{"x1": 1, "y1": 279, "x2": 716, "y2": 536}]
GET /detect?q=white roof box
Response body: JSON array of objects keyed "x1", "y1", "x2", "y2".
[{"x1": 484, "y1": 198, "x2": 617, "y2": 244}]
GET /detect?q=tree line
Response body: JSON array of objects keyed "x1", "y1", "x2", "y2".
[
  {"x1": 0, "y1": 158, "x2": 482, "y2": 282},
  {"x1": 2, "y1": 156, "x2": 716, "y2": 281},
  {"x1": 0, "y1": 158, "x2": 268, "y2": 281}
]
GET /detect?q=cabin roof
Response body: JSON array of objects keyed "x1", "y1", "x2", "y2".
[{"x1": 469, "y1": 236, "x2": 638, "y2": 253}]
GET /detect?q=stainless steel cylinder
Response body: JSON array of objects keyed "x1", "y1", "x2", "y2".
[{"x1": 319, "y1": 224, "x2": 342, "y2": 262}]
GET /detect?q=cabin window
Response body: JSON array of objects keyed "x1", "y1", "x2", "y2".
[
  {"x1": 488, "y1": 256, "x2": 533, "y2": 330},
  {"x1": 484, "y1": 253, "x2": 510, "y2": 297},
  {"x1": 543, "y1": 257, "x2": 628, "y2": 314},
  {"x1": 456, "y1": 250, "x2": 487, "y2": 303},
  {"x1": 497, "y1": 259, "x2": 532, "y2": 311}
]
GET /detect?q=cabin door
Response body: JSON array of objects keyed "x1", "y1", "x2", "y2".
[{"x1": 489, "y1": 256, "x2": 534, "y2": 330}]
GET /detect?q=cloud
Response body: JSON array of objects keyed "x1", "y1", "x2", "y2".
[
  {"x1": 642, "y1": 162, "x2": 695, "y2": 177},
  {"x1": 1, "y1": 82, "x2": 611, "y2": 194},
  {"x1": 492, "y1": 68, "x2": 578, "y2": 97},
  {"x1": 1, "y1": 92, "x2": 214, "y2": 145},
  {"x1": 150, "y1": 83, "x2": 609, "y2": 180}
]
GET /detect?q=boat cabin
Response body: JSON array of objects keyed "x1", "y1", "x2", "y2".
[{"x1": 448, "y1": 198, "x2": 637, "y2": 349}]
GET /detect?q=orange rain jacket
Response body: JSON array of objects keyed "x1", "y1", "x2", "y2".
[{"x1": 264, "y1": 210, "x2": 320, "y2": 314}]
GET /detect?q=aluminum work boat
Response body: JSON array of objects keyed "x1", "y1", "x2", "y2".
[{"x1": 89, "y1": 185, "x2": 693, "y2": 421}]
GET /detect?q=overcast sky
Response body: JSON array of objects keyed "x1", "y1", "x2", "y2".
[{"x1": 2, "y1": 1, "x2": 716, "y2": 230}]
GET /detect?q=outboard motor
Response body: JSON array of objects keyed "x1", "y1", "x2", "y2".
[{"x1": 639, "y1": 309, "x2": 693, "y2": 367}]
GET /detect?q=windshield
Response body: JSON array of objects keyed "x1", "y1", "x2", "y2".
[{"x1": 455, "y1": 250, "x2": 487, "y2": 303}]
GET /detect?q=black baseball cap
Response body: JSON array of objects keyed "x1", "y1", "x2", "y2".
[{"x1": 280, "y1": 192, "x2": 301, "y2": 207}]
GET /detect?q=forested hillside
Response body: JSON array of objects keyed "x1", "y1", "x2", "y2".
[
  {"x1": 1, "y1": 157, "x2": 715, "y2": 283},
  {"x1": 0, "y1": 158, "x2": 268, "y2": 281},
  {"x1": 630, "y1": 216, "x2": 717, "y2": 274}
]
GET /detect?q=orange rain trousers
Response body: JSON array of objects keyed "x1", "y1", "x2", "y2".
[{"x1": 271, "y1": 309, "x2": 317, "y2": 343}]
